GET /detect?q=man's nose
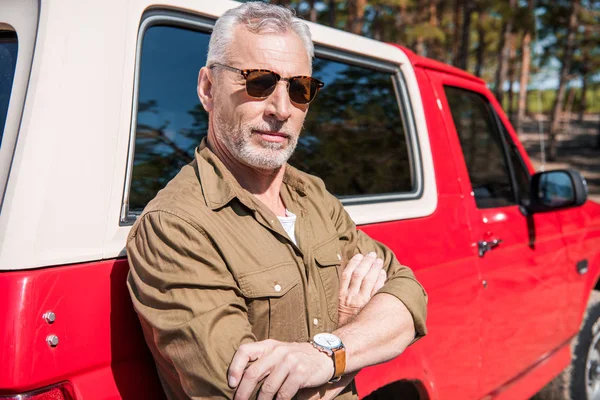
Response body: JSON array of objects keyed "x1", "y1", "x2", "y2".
[{"x1": 264, "y1": 81, "x2": 292, "y2": 121}]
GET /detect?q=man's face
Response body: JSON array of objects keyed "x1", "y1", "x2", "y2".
[{"x1": 209, "y1": 26, "x2": 311, "y2": 170}]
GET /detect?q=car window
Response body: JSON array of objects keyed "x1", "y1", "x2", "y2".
[
  {"x1": 289, "y1": 58, "x2": 412, "y2": 198},
  {"x1": 444, "y1": 86, "x2": 516, "y2": 209},
  {"x1": 129, "y1": 25, "x2": 211, "y2": 213},
  {"x1": 0, "y1": 30, "x2": 18, "y2": 147},
  {"x1": 500, "y1": 122, "x2": 531, "y2": 205},
  {"x1": 128, "y1": 24, "x2": 413, "y2": 216}
]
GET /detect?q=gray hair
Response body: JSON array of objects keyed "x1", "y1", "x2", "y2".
[{"x1": 206, "y1": 2, "x2": 314, "y2": 69}]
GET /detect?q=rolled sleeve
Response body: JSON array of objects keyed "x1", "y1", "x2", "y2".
[
  {"x1": 126, "y1": 210, "x2": 255, "y2": 399},
  {"x1": 327, "y1": 194, "x2": 428, "y2": 342}
]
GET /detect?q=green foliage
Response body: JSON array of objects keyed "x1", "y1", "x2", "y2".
[
  {"x1": 508, "y1": 85, "x2": 600, "y2": 114},
  {"x1": 243, "y1": 0, "x2": 600, "y2": 117}
]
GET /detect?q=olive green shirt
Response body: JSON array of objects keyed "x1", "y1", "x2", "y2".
[{"x1": 126, "y1": 141, "x2": 427, "y2": 399}]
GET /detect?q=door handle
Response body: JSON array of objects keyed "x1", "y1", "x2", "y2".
[{"x1": 478, "y1": 238, "x2": 503, "y2": 257}]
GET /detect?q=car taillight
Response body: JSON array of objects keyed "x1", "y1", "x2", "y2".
[{"x1": 0, "y1": 382, "x2": 76, "y2": 400}]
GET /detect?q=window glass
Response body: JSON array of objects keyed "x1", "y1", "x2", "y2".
[
  {"x1": 445, "y1": 86, "x2": 516, "y2": 208},
  {"x1": 0, "y1": 30, "x2": 18, "y2": 146},
  {"x1": 130, "y1": 26, "x2": 210, "y2": 213},
  {"x1": 289, "y1": 58, "x2": 412, "y2": 197},
  {"x1": 129, "y1": 24, "x2": 413, "y2": 214},
  {"x1": 500, "y1": 123, "x2": 531, "y2": 204}
]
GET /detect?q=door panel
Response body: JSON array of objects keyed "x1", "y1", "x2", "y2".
[{"x1": 428, "y1": 71, "x2": 569, "y2": 395}]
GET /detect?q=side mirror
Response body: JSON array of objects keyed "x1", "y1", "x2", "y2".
[{"x1": 528, "y1": 169, "x2": 588, "y2": 213}]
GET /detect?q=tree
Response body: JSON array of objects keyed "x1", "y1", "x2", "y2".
[
  {"x1": 548, "y1": 0, "x2": 580, "y2": 160},
  {"x1": 451, "y1": 0, "x2": 462, "y2": 66},
  {"x1": 328, "y1": 0, "x2": 336, "y2": 27},
  {"x1": 516, "y1": 0, "x2": 535, "y2": 136},
  {"x1": 474, "y1": 8, "x2": 488, "y2": 77},
  {"x1": 346, "y1": 0, "x2": 367, "y2": 34},
  {"x1": 506, "y1": 33, "x2": 517, "y2": 120},
  {"x1": 573, "y1": 2, "x2": 600, "y2": 121},
  {"x1": 494, "y1": 0, "x2": 517, "y2": 105},
  {"x1": 457, "y1": 1, "x2": 475, "y2": 69},
  {"x1": 307, "y1": 0, "x2": 317, "y2": 22}
]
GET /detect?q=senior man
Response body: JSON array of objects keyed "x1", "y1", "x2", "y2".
[{"x1": 126, "y1": 2, "x2": 427, "y2": 399}]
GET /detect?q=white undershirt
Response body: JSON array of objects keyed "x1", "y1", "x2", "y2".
[{"x1": 277, "y1": 209, "x2": 297, "y2": 245}]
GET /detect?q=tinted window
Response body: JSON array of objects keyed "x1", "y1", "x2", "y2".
[
  {"x1": 289, "y1": 58, "x2": 412, "y2": 197},
  {"x1": 130, "y1": 26, "x2": 210, "y2": 213},
  {"x1": 500, "y1": 123, "x2": 530, "y2": 204},
  {"x1": 129, "y1": 24, "x2": 413, "y2": 214},
  {"x1": 0, "y1": 31, "x2": 18, "y2": 146},
  {"x1": 445, "y1": 86, "x2": 516, "y2": 208}
]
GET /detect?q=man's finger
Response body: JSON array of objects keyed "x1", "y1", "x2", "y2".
[
  {"x1": 372, "y1": 269, "x2": 387, "y2": 297},
  {"x1": 234, "y1": 344, "x2": 287, "y2": 400},
  {"x1": 340, "y1": 253, "x2": 364, "y2": 293},
  {"x1": 257, "y1": 363, "x2": 290, "y2": 400},
  {"x1": 274, "y1": 363, "x2": 307, "y2": 400},
  {"x1": 347, "y1": 252, "x2": 377, "y2": 295},
  {"x1": 359, "y1": 258, "x2": 384, "y2": 297},
  {"x1": 229, "y1": 340, "x2": 276, "y2": 389}
]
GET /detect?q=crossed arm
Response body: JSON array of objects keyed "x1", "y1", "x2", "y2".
[
  {"x1": 127, "y1": 199, "x2": 427, "y2": 399},
  {"x1": 227, "y1": 192, "x2": 426, "y2": 400},
  {"x1": 227, "y1": 253, "x2": 416, "y2": 400}
]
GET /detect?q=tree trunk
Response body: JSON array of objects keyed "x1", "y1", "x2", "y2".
[
  {"x1": 415, "y1": 1, "x2": 428, "y2": 56},
  {"x1": 548, "y1": 0, "x2": 580, "y2": 161},
  {"x1": 516, "y1": 0, "x2": 534, "y2": 136},
  {"x1": 507, "y1": 35, "x2": 517, "y2": 121},
  {"x1": 579, "y1": 72, "x2": 589, "y2": 122},
  {"x1": 563, "y1": 85, "x2": 576, "y2": 133},
  {"x1": 346, "y1": 0, "x2": 366, "y2": 35},
  {"x1": 579, "y1": 26, "x2": 591, "y2": 122},
  {"x1": 475, "y1": 10, "x2": 486, "y2": 77},
  {"x1": 373, "y1": 6, "x2": 383, "y2": 41},
  {"x1": 308, "y1": 0, "x2": 317, "y2": 22},
  {"x1": 329, "y1": 0, "x2": 336, "y2": 28},
  {"x1": 458, "y1": 2, "x2": 474, "y2": 70},
  {"x1": 452, "y1": 0, "x2": 462, "y2": 66},
  {"x1": 494, "y1": 0, "x2": 517, "y2": 106},
  {"x1": 428, "y1": 0, "x2": 441, "y2": 60}
]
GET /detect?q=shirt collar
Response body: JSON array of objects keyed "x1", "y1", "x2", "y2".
[{"x1": 195, "y1": 138, "x2": 308, "y2": 211}]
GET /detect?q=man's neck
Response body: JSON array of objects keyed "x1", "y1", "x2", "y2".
[{"x1": 207, "y1": 134, "x2": 287, "y2": 217}]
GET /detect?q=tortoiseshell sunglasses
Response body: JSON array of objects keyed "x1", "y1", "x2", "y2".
[{"x1": 209, "y1": 63, "x2": 325, "y2": 105}]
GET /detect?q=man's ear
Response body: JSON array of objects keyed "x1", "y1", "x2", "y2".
[{"x1": 198, "y1": 66, "x2": 214, "y2": 112}]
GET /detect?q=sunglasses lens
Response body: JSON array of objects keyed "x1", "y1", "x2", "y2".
[
  {"x1": 289, "y1": 77, "x2": 319, "y2": 104},
  {"x1": 246, "y1": 71, "x2": 278, "y2": 98}
]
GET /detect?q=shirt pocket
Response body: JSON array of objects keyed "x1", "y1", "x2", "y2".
[
  {"x1": 237, "y1": 263, "x2": 307, "y2": 342},
  {"x1": 314, "y1": 235, "x2": 342, "y2": 325}
]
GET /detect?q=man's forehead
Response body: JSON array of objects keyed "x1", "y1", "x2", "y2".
[{"x1": 228, "y1": 25, "x2": 311, "y2": 75}]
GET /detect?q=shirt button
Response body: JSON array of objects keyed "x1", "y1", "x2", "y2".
[
  {"x1": 337, "y1": 253, "x2": 342, "y2": 260},
  {"x1": 274, "y1": 284, "x2": 282, "y2": 292},
  {"x1": 313, "y1": 318, "x2": 319, "y2": 326}
]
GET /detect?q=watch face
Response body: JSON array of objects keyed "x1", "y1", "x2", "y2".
[{"x1": 314, "y1": 333, "x2": 342, "y2": 349}]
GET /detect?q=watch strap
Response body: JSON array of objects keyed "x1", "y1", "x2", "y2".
[
  {"x1": 310, "y1": 339, "x2": 346, "y2": 383},
  {"x1": 330, "y1": 344, "x2": 346, "y2": 383}
]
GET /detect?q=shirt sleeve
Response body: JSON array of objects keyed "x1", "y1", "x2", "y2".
[
  {"x1": 326, "y1": 193, "x2": 428, "y2": 342},
  {"x1": 126, "y1": 210, "x2": 255, "y2": 399}
]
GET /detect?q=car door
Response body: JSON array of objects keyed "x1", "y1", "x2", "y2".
[{"x1": 427, "y1": 70, "x2": 570, "y2": 395}]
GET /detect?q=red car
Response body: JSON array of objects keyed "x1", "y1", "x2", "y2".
[{"x1": 1, "y1": 0, "x2": 599, "y2": 399}]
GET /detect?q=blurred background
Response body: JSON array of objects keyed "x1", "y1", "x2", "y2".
[{"x1": 241, "y1": 0, "x2": 600, "y2": 202}]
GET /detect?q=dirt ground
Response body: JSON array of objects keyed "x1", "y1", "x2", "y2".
[{"x1": 518, "y1": 113, "x2": 600, "y2": 204}]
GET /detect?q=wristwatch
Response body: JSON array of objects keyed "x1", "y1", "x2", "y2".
[{"x1": 311, "y1": 333, "x2": 346, "y2": 383}]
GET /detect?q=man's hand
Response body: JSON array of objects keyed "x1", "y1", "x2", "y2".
[
  {"x1": 228, "y1": 339, "x2": 333, "y2": 400},
  {"x1": 338, "y1": 252, "x2": 386, "y2": 326}
]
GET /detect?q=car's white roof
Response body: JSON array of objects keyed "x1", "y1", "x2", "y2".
[{"x1": 0, "y1": 0, "x2": 436, "y2": 270}]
